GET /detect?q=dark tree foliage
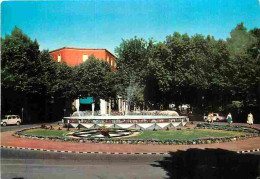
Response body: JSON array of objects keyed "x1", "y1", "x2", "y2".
[
  {"x1": 74, "y1": 56, "x2": 116, "y2": 101},
  {"x1": 2, "y1": 23, "x2": 259, "y2": 123},
  {"x1": 116, "y1": 23, "x2": 259, "y2": 122},
  {"x1": 1, "y1": 27, "x2": 46, "y2": 121},
  {"x1": 1, "y1": 27, "x2": 43, "y2": 94},
  {"x1": 115, "y1": 37, "x2": 152, "y2": 107}
]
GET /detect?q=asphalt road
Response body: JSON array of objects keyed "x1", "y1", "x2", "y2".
[
  {"x1": 1, "y1": 148, "x2": 167, "y2": 179},
  {"x1": 0, "y1": 121, "x2": 61, "y2": 132},
  {"x1": 0, "y1": 124, "x2": 39, "y2": 132}
]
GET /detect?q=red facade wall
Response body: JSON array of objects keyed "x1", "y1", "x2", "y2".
[{"x1": 49, "y1": 47, "x2": 116, "y2": 71}]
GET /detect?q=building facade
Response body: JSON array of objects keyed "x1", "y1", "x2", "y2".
[{"x1": 49, "y1": 47, "x2": 116, "y2": 71}]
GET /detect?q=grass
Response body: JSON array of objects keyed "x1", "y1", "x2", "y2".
[
  {"x1": 126, "y1": 129, "x2": 246, "y2": 141},
  {"x1": 22, "y1": 129, "x2": 70, "y2": 137}
]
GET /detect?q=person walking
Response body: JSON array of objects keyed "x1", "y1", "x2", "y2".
[
  {"x1": 207, "y1": 114, "x2": 211, "y2": 123},
  {"x1": 210, "y1": 113, "x2": 214, "y2": 123},
  {"x1": 227, "y1": 113, "x2": 232, "y2": 126},
  {"x1": 247, "y1": 113, "x2": 254, "y2": 127}
]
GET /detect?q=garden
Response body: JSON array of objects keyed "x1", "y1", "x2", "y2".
[{"x1": 15, "y1": 123, "x2": 259, "y2": 145}]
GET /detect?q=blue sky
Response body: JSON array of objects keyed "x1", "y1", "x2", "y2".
[{"x1": 2, "y1": 0, "x2": 260, "y2": 54}]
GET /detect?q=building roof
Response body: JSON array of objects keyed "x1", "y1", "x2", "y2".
[{"x1": 49, "y1": 47, "x2": 116, "y2": 58}]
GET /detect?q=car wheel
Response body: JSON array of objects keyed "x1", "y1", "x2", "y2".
[
  {"x1": 16, "y1": 121, "x2": 20, "y2": 126},
  {"x1": 216, "y1": 118, "x2": 219, "y2": 122},
  {"x1": 2, "y1": 122, "x2": 7, "y2": 127}
]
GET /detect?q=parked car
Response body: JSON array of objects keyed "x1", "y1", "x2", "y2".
[
  {"x1": 1, "y1": 115, "x2": 21, "y2": 126},
  {"x1": 204, "y1": 113, "x2": 226, "y2": 122}
]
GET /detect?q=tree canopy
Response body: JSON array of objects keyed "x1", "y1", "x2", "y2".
[
  {"x1": 1, "y1": 23, "x2": 260, "y2": 122},
  {"x1": 74, "y1": 56, "x2": 116, "y2": 100}
]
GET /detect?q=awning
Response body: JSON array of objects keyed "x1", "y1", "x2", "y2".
[{"x1": 80, "y1": 97, "x2": 94, "y2": 104}]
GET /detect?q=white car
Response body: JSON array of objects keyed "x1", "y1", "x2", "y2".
[{"x1": 1, "y1": 115, "x2": 21, "y2": 126}]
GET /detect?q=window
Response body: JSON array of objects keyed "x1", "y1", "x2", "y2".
[
  {"x1": 107, "y1": 57, "x2": 110, "y2": 63},
  {"x1": 83, "y1": 54, "x2": 88, "y2": 62},
  {"x1": 111, "y1": 60, "x2": 113, "y2": 66},
  {"x1": 58, "y1": 54, "x2": 61, "y2": 62},
  {"x1": 114, "y1": 62, "x2": 117, "y2": 68}
]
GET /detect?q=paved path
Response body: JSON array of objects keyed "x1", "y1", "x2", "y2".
[{"x1": 1, "y1": 128, "x2": 260, "y2": 153}]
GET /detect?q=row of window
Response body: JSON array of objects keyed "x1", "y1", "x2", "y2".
[
  {"x1": 57, "y1": 54, "x2": 117, "y2": 68},
  {"x1": 107, "y1": 57, "x2": 117, "y2": 68}
]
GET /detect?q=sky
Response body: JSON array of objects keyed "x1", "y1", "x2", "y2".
[{"x1": 1, "y1": 0, "x2": 260, "y2": 54}]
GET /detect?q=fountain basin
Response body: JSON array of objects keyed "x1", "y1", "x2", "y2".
[{"x1": 63, "y1": 115, "x2": 189, "y2": 130}]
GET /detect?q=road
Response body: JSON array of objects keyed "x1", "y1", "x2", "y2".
[
  {"x1": 1, "y1": 148, "x2": 167, "y2": 179},
  {"x1": 2, "y1": 148, "x2": 260, "y2": 179},
  {"x1": 0, "y1": 121, "x2": 61, "y2": 132},
  {"x1": 1, "y1": 124, "x2": 39, "y2": 132}
]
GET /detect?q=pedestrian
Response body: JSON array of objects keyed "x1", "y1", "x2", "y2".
[
  {"x1": 207, "y1": 114, "x2": 211, "y2": 123},
  {"x1": 247, "y1": 113, "x2": 254, "y2": 127},
  {"x1": 227, "y1": 113, "x2": 232, "y2": 126},
  {"x1": 67, "y1": 120, "x2": 70, "y2": 131},
  {"x1": 210, "y1": 113, "x2": 214, "y2": 123}
]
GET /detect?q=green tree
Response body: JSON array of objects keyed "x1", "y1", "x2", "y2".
[
  {"x1": 115, "y1": 37, "x2": 152, "y2": 108},
  {"x1": 1, "y1": 27, "x2": 45, "y2": 121},
  {"x1": 226, "y1": 23, "x2": 260, "y2": 121},
  {"x1": 227, "y1": 22, "x2": 257, "y2": 58},
  {"x1": 74, "y1": 56, "x2": 116, "y2": 101},
  {"x1": 1, "y1": 26, "x2": 43, "y2": 94}
]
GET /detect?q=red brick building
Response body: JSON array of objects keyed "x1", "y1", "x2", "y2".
[{"x1": 49, "y1": 47, "x2": 117, "y2": 71}]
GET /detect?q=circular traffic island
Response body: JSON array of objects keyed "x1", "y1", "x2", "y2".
[{"x1": 14, "y1": 123, "x2": 260, "y2": 145}]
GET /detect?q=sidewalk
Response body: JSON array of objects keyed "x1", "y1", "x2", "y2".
[{"x1": 1, "y1": 130, "x2": 260, "y2": 154}]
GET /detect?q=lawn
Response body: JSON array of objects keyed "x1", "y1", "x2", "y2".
[
  {"x1": 126, "y1": 129, "x2": 246, "y2": 141},
  {"x1": 22, "y1": 129, "x2": 70, "y2": 137}
]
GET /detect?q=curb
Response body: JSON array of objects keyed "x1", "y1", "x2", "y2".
[
  {"x1": 237, "y1": 148, "x2": 260, "y2": 154},
  {"x1": 1, "y1": 145, "x2": 260, "y2": 155},
  {"x1": 0, "y1": 145, "x2": 167, "y2": 155}
]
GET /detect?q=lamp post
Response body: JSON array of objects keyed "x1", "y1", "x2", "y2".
[
  {"x1": 21, "y1": 107, "x2": 24, "y2": 122},
  {"x1": 202, "y1": 96, "x2": 204, "y2": 112},
  {"x1": 63, "y1": 108, "x2": 66, "y2": 117}
]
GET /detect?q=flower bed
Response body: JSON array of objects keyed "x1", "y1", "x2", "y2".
[{"x1": 13, "y1": 124, "x2": 260, "y2": 145}]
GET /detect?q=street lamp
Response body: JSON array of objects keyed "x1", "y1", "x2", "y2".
[
  {"x1": 64, "y1": 109, "x2": 66, "y2": 117},
  {"x1": 21, "y1": 107, "x2": 24, "y2": 122}
]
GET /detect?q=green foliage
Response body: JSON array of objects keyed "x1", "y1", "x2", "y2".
[
  {"x1": 226, "y1": 24, "x2": 260, "y2": 117},
  {"x1": 115, "y1": 22, "x2": 259, "y2": 120},
  {"x1": 227, "y1": 22, "x2": 257, "y2": 58},
  {"x1": 74, "y1": 56, "x2": 116, "y2": 100},
  {"x1": 2, "y1": 23, "x2": 260, "y2": 122},
  {"x1": 1, "y1": 26, "x2": 43, "y2": 94},
  {"x1": 115, "y1": 37, "x2": 151, "y2": 105}
]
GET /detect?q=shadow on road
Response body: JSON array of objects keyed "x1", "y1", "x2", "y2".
[{"x1": 151, "y1": 148, "x2": 260, "y2": 179}]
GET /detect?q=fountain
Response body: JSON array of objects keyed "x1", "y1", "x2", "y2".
[{"x1": 63, "y1": 114, "x2": 189, "y2": 130}]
